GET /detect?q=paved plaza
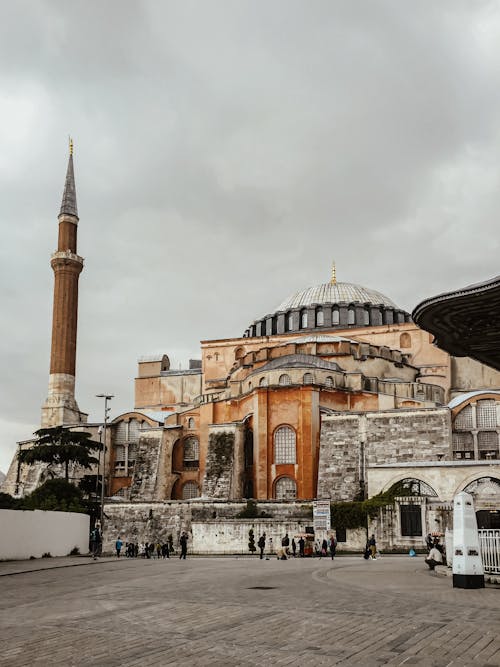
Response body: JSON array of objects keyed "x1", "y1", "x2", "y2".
[{"x1": 0, "y1": 555, "x2": 499, "y2": 667}]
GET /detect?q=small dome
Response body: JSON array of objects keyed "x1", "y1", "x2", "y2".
[{"x1": 277, "y1": 282, "x2": 398, "y2": 311}]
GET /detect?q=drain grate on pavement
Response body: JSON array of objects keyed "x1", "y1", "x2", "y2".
[{"x1": 247, "y1": 586, "x2": 276, "y2": 590}]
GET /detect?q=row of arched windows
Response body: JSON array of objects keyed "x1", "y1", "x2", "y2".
[{"x1": 275, "y1": 373, "x2": 335, "y2": 387}]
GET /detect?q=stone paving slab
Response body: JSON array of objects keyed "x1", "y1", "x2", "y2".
[
  {"x1": 0, "y1": 556, "x2": 498, "y2": 666},
  {"x1": 0, "y1": 555, "x2": 117, "y2": 576}
]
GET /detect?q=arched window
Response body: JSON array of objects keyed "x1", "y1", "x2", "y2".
[
  {"x1": 348, "y1": 308, "x2": 355, "y2": 325},
  {"x1": 183, "y1": 437, "x2": 199, "y2": 469},
  {"x1": 287, "y1": 313, "x2": 294, "y2": 331},
  {"x1": 363, "y1": 309, "x2": 369, "y2": 325},
  {"x1": 332, "y1": 308, "x2": 340, "y2": 325},
  {"x1": 316, "y1": 310, "x2": 324, "y2": 326},
  {"x1": 400, "y1": 333, "x2": 411, "y2": 348},
  {"x1": 188, "y1": 417, "x2": 195, "y2": 429},
  {"x1": 387, "y1": 478, "x2": 438, "y2": 497},
  {"x1": 325, "y1": 376, "x2": 334, "y2": 388},
  {"x1": 275, "y1": 476, "x2": 297, "y2": 500},
  {"x1": 182, "y1": 481, "x2": 200, "y2": 499},
  {"x1": 274, "y1": 426, "x2": 296, "y2": 464},
  {"x1": 303, "y1": 372, "x2": 313, "y2": 385},
  {"x1": 234, "y1": 347, "x2": 245, "y2": 360},
  {"x1": 259, "y1": 377, "x2": 267, "y2": 386},
  {"x1": 279, "y1": 374, "x2": 291, "y2": 386},
  {"x1": 301, "y1": 311, "x2": 308, "y2": 328}
]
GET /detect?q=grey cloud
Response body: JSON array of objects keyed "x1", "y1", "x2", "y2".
[{"x1": 2, "y1": 0, "x2": 500, "y2": 470}]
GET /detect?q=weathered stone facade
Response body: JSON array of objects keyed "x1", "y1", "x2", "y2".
[{"x1": 317, "y1": 408, "x2": 451, "y2": 501}]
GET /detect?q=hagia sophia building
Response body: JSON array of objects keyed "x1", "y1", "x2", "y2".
[{"x1": 3, "y1": 146, "x2": 500, "y2": 551}]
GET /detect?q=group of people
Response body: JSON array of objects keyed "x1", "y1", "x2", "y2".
[
  {"x1": 112, "y1": 532, "x2": 190, "y2": 560},
  {"x1": 424, "y1": 533, "x2": 445, "y2": 570},
  {"x1": 257, "y1": 532, "x2": 337, "y2": 560}
]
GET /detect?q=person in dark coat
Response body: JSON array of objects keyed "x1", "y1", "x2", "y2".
[
  {"x1": 179, "y1": 532, "x2": 188, "y2": 560},
  {"x1": 257, "y1": 532, "x2": 266, "y2": 560},
  {"x1": 291, "y1": 538, "x2": 297, "y2": 557},
  {"x1": 329, "y1": 535, "x2": 337, "y2": 560},
  {"x1": 299, "y1": 537, "x2": 305, "y2": 557}
]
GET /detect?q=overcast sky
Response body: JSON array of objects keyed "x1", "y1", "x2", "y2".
[{"x1": 1, "y1": 0, "x2": 500, "y2": 473}]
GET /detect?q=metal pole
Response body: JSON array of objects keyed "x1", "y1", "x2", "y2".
[{"x1": 96, "y1": 394, "x2": 113, "y2": 549}]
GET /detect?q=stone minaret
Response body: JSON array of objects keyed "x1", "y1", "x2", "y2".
[{"x1": 41, "y1": 140, "x2": 87, "y2": 427}]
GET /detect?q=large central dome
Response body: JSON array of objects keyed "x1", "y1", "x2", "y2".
[
  {"x1": 277, "y1": 281, "x2": 398, "y2": 311},
  {"x1": 243, "y1": 270, "x2": 411, "y2": 338}
]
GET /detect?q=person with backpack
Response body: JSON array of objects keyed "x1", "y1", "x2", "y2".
[
  {"x1": 257, "y1": 532, "x2": 266, "y2": 559},
  {"x1": 115, "y1": 536, "x2": 123, "y2": 558}
]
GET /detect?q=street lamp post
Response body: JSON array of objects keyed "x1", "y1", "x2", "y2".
[{"x1": 96, "y1": 394, "x2": 113, "y2": 542}]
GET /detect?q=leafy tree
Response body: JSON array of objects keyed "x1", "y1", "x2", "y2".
[
  {"x1": 0, "y1": 492, "x2": 21, "y2": 509},
  {"x1": 22, "y1": 478, "x2": 86, "y2": 512},
  {"x1": 18, "y1": 426, "x2": 102, "y2": 483},
  {"x1": 78, "y1": 474, "x2": 102, "y2": 499}
]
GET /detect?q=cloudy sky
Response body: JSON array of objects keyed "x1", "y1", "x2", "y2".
[{"x1": 1, "y1": 0, "x2": 500, "y2": 472}]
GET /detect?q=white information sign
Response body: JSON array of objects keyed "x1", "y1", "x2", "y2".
[{"x1": 313, "y1": 499, "x2": 331, "y2": 531}]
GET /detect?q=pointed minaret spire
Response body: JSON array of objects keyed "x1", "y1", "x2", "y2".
[
  {"x1": 42, "y1": 142, "x2": 86, "y2": 427},
  {"x1": 330, "y1": 260, "x2": 337, "y2": 285},
  {"x1": 59, "y1": 137, "x2": 78, "y2": 218}
]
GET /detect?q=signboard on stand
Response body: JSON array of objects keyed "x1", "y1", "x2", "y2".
[{"x1": 313, "y1": 499, "x2": 331, "y2": 532}]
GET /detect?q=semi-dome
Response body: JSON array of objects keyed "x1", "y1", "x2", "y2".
[
  {"x1": 243, "y1": 268, "x2": 411, "y2": 338},
  {"x1": 277, "y1": 282, "x2": 398, "y2": 311}
]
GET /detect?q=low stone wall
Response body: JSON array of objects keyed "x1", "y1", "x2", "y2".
[
  {"x1": 0, "y1": 509, "x2": 89, "y2": 560},
  {"x1": 102, "y1": 499, "x2": 369, "y2": 554}
]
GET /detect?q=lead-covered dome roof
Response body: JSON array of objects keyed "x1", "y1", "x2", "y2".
[
  {"x1": 276, "y1": 281, "x2": 398, "y2": 311},
  {"x1": 243, "y1": 270, "x2": 411, "y2": 338}
]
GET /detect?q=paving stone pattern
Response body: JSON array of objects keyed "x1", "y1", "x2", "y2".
[{"x1": 0, "y1": 556, "x2": 499, "y2": 666}]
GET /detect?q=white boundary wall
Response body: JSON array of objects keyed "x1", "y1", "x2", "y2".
[{"x1": 0, "y1": 509, "x2": 90, "y2": 560}]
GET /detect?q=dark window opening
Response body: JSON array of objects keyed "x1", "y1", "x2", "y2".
[{"x1": 400, "y1": 504, "x2": 422, "y2": 536}]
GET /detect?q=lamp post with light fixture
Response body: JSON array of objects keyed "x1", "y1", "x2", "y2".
[{"x1": 96, "y1": 394, "x2": 113, "y2": 536}]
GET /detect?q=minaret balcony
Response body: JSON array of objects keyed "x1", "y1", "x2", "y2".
[{"x1": 50, "y1": 250, "x2": 84, "y2": 270}]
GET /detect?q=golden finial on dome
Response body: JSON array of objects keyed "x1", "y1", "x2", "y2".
[
  {"x1": 330, "y1": 261, "x2": 337, "y2": 285},
  {"x1": 69, "y1": 136, "x2": 73, "y2": 156}
]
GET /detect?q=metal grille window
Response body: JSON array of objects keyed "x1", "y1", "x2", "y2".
[
  {"x1": 182, "y1": 481, "x2": 200, "y2": 499},
  {"x1": 114, "y1": 422, "x2": 128, "y2": 445},
  {"x1": 325, "y1": 376, "x2": 334, "y2": 388},
  {"x1": 454, "y1": 405, "x2": 473, "y2": 430},
  {"x1": 274, "y1": 426, "x2": 296, "y2": 464},
  {"x1": 279, "y1": 374, "x2": 291, "y2": 386},
  {"x1": 183, "y1": 437, "x2": 199, "y2": 468},
  {"x1": 478, "y1": 431, "x2": 499, "y2": 459},
  {"x1": 128, "y1": 419, "x2": 141, "y2": 442},
  {"x1": 477, "y1": 400, "x2": 497, "y2": 429},
  {"x1": 128, "y1": 443, "x2": 138, "y2": 465},
  {"x1": 452, "y1": 432, "x2": 474, "y2": 459},
  {"x1": 316, "y1": 310, "x2": 324, "y2": 326},
  {"x1": 114, "y1": 445, "x2": 126, "y2": 472},
  {"x1": 400, "y1": 505, "x2": 422, "y2": 536},
  {"x1": 275, "y1": 477, "x2": 297, "y2": 500},
  {"x1": 303, "y1": 373, "x2": 313, "y2": 385}
]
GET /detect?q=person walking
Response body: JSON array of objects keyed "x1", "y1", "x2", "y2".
[
  {"x1": 115, "y1": 536, "x2": 123, "y2": 558},
  {"x1": 291, "y1": 538, "x2": 297, "y2": 557},
  {"x1": 179, "y1": 531, "x2": 188, "y2": 560},
  {"x1": 368, "y1": 534, "x2": 377, "y2": 559},
  {"x1": 329, "y1": 535, "x2": 337, "y2": 560},
  {"x1": 282, "y1": 533, "x2": 290, "y2": 556},
  {"x1": 258, "y1": 532, "x2": 266, "y2": 560}
]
